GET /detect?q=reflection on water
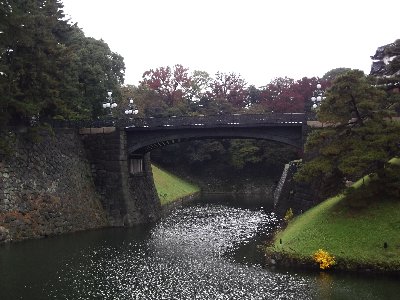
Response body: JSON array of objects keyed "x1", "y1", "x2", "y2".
[
  {"x1": 0, "y1": 195, "x2": 399, "y2": 299},
  {"x1": 46, "y1": 204, "x2": 314, "y2": 299}
]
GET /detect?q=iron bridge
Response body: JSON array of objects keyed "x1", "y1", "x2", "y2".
[{"x1": 119, "y1": 113, "x2": 306, "y2": 155}]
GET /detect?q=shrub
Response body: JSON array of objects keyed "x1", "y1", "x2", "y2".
[
  {"x1": 284, "y1": 208, "x2": 294, "y2": 223},
  {"x1": 313, "y1": 249, "x2": 335, "y2": 270}
]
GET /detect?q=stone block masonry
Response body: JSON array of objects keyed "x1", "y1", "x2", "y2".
[
  {"x1": 81, "y1": 128, "x2": 161, "y2": 227},
  {"x1": 274, "y1": 160, "x2": 317, "y2": 217},
  {"x1": 0, "y1": 128, "x2": 108, "y2": 243}
]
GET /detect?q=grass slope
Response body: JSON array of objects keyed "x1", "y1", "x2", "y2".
[
  {"x1": 152, "y1": 165, "x2": 200, "y2": 206},
  {"x1": 271, "y1": 163, "x2": 400, "y2": 272}
]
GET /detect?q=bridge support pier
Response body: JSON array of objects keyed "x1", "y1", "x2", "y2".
[{"x1": 80, "y1": 128, "x2": 161, "y2": 226}]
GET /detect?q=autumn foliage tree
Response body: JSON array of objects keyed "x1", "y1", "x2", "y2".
[
  {"x1": 208, "y1": 72, "x2": 248, "y2": 113},
  {"x1": 141, "y1": 64, "x2": 191, "y2": 110},
  {"x1": 140, "y1": 65, "x2": 321, "y2": 116},
  {"x1": 140, "y1": 67, "x2": 251, "y2": 116},
  {"x1": 249, "y1": 77, "x2": 320, "y2": 113}
]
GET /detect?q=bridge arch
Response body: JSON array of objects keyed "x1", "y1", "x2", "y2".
[
  {"x1": 122, "y1": 113, "x2": 305, "y2": 157},
  {"x1": 126, "y1": 125, "x2": 304, "y2": 155}
]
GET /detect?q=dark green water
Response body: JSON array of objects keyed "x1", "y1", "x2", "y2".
[{"x1": 0, "y1": 195, "x2": 398, "y2": 299}]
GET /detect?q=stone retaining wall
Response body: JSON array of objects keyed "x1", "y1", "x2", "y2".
[
  {"x1": 274, "y1": 160, "x2": 317, "y2": 217},
  {"x1": 0, "y1": 129, "x2": 108, "y2": 243}
]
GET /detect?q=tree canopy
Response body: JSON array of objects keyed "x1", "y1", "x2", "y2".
[
  {"x1": 296, "y1": 69, "x2": 400, "y2": 200},
  {"x1": 0, "y1": 0, "x2": 125, "y2": 127},
  {"x1": 136, "y1": 64, "x2": 320, "y2": 117}
]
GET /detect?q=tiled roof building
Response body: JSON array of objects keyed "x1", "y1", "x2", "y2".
[{"x1": 370, "y1": 41, "x2": 400, "y2": 77}]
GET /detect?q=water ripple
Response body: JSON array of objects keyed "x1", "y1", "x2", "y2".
[{"x1": 48, "y1": 204, "x2": 315, "y2": 299}]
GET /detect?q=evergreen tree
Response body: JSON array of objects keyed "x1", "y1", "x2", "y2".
[
  {"x1": 0, "y1": 0, "x2": 126, "y2": 126},
  {"x1": 296, "y1": 70, "x2": 400, "y2": 199},
  {"x1": 65, "y1": 25, "x2": 125, "y2": 118},
  {"x1": 0, "y1": 0, "x2": 74, "y2": 124}
]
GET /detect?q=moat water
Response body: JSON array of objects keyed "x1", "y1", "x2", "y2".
[{"x1": 0, "y1": 195, "x2": 398, "y2": 299}]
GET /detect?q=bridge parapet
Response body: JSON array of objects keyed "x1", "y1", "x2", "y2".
[
  {"x1": 39, "y1": 113, "x2": 305, "y2": 130},
  {"x1": 120, "y1": 113, "x2": 305, "y2": 129}
]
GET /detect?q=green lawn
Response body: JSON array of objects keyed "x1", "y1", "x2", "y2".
[
  {"x1": 152, "y1": 165, "x2": 200, "y2": 205},
  {"x1": 270, "y1": 163, "x2": 400, "y2": 272}
]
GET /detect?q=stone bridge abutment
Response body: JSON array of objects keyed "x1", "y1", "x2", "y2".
[{"x1": 80, "y1": 128, "x2": 160, "y2": 226}]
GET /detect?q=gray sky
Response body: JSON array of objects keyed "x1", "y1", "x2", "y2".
[{"x1": 62, "y1": 0, "x2": 399, "y2": 87}]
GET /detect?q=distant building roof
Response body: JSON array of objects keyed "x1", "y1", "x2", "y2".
[
  {"x1": 370, "y1": 41, "x2": 399, "y2": 77},
  {"x1": 370, "y1": 61, "x2": 386, "y2": 76},
  {"x1": 370, "y1": 45, "x2": 388, "y2": 61}
]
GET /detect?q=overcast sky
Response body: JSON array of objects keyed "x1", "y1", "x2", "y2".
[{"x1": 62, "y1": 0, "x2": 399, "y2": 87}]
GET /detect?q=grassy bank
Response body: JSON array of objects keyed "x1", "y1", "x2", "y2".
[
  {"x1": 151, "y1": 165, "x2": 200, "y2": 205},
  {"x1": 269, "y1": 167, "x2": 400, "y2": 273}
]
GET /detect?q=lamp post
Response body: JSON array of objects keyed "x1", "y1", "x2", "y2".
[
  {"x1": 102, "y1": 91, "x2": 118, "y2": 117},
  {"x1": 311, "y1": 83, "x2": 325, "y2": 109},
  {"x1": 124, "y1": 98, "x2": 139, "y2": 119}
]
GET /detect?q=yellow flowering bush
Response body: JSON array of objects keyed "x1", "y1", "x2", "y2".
[
  {"x1": 313, "y1": 249, "x2": 335, "y2": 270},
  {"x1": 284, "y1": 208, "x2": 294, "y2": 223}
]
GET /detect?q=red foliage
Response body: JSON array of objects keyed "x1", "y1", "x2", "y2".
[
  {"x1": 209, "y1": 72, "x2": 248, "y2": 109},
  {"x1": 259, "y1": 77, "x2": 322, "y2": 113},
  {"x1": 140, "y1": 64, "x2": 327, "y2": 115},
  {"x1": 141, "y1": 64, "x2": 191, "y2": 106}
]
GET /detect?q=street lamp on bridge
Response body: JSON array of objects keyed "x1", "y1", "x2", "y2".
[
  {"x1": 311, "y1": 83, "x2": 325, "y2": 109},
  {"x1": 124, "y1": 98, "x2": 139, "y2": 117},
  {"x1": 102, "y1": 91, "x2": 118, "y2": 117}
]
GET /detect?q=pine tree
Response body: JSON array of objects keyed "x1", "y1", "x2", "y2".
[{"x1": 296, "y1": 70, "x2": 400, "y2": 199}]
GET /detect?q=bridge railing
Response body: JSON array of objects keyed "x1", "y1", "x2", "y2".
[
  {"x1": 35, "y1": 113, "x2": 305, "y2": 129},
  {"x1": 120, "y1": 113, "x2": 305, "y2": 128},
  {"x1": 38, "y1": 118, "x2": 115, "y2": 129}
]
